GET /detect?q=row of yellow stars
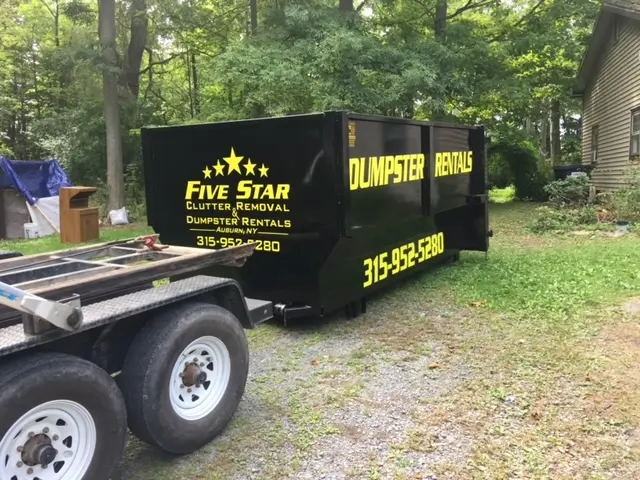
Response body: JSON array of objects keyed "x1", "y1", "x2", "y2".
[{"x1": 202, "y1": 148, "x2": 269, "y2": 179}]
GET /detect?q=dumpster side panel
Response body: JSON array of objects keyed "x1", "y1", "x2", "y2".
[
  {"x1": 316, "y1": 116, "x2": 489, "y2": 310},
  {"x1": 317, "y1": 115, "x2": 443, "y2": 308}
]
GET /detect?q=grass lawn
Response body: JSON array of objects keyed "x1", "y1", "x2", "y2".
[{"x1": 0, "y1": 223, "x2": 154, "y2": 255}]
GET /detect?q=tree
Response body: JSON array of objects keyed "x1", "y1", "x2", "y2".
[{"x1": 98, "y1": 0, "x2": 124, "y2": 211}]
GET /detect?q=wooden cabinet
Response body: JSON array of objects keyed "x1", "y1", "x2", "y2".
[{"x1": 60, "y1": 187, "x2": 99, "y2": 244}]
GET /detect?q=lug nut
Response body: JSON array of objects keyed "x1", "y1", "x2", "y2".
[
  {"x1": 28, "y1": 432, "x2": 34, "y2": 438},
  {"x1": 192, "y1": 358, "x2": 198, "y2": 363},
  {"x1": 16, "y1": 461, "x2": 23, "y2": 467},
  {"x1": 42, "y1": 464, "x2": 48, "y2": 469},
  {"x1": 180, "y1": 384, "x2": 185, "y2": 389},
  {"x1": 43, "y1": 427, "x2": 50, "y2": 434},
  {"x1": 187, "y1": 388, "x2": 192, "y2": 393},
  {"x1": 199, "y1": 362, "x2": 205, "y2": 367},
  {"x1": 52, "y1": 435, "x2": 59, "y2": 441},
  {"x1": 27, "y1": 467, "x2": 33, "y2": 474},
  {"x1": 17, "y1": 446, "x2": 23, "y2": 452},
  {"x1": 207, "y1": 357, "x2": 212, "y2": 362}
]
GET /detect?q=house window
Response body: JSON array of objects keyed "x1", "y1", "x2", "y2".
[
  {"x1": 631, "y1": 109, "x2": 640, "y2": 157},
  {"x1": 591, "y1": 125, "x2": 599, "y2": 164}
]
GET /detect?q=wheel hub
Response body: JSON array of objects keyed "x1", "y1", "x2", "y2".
[
  {"x1": 22, "y1": 433, "x2": 58, "y2": 466},
  {"x1": 169, "y1": 336, "x2": 232, "y2": 421},
  {"x1": 182, "y1": 364, "x2": 207, "y2": 387}
]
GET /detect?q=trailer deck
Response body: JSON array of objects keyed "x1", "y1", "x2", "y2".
[{"x1": 0, "y1": 235, "x2": 273, "y2": 337}]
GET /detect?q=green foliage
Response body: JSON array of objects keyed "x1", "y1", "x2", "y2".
[
  {"x1": 528, "y1": 204, "x2": 599, "y2": 233},
  {"x1": 489, "y1": 185, "x2": 516, "y2": 204},
  {"x1": 488, "y1": 136, "x2": 552, "y2": 201},
  {"x1": 544, "y1": 175, "x2": 591, "y2": 207},
  {"x1": 425, "y1": 202, "x2": 640, "y2": 324},
  {"x1": 605, "y1": 168, "x2": 640, "y2": 222}
]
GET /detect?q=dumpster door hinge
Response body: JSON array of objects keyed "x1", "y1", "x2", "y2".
[{"x1": 466, "y1": 194, "x2": 487, "y2": 204}]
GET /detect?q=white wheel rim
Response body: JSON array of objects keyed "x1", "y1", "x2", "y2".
[
  {"x1": 169, "y1": 335, "x2": 232, "y2": 421},
  {"x1": 0, "y1": 400, "x2": 96, "y2": 480}
]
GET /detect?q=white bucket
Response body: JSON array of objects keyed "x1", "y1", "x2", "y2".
[{"x1": 24, "y1": 222, "x2": 40, "y2": 239}]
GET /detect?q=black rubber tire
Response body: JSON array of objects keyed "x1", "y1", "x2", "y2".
[
  {"x1": 0, "y1": 353, "x2": 127, "y2": 480},
  {"x1": 119, "y1": 301, "x2": 249, "y2": 454}
]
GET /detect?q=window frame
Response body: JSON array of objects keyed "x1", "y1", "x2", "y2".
[
  {"x1": 631, "y1": 108, "x2": 640, "y2": 158},
  {"x1": 591, "y1": 124, "x2": 599, "y2": 165}
]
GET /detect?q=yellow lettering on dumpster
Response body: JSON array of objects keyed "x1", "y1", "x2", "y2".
[
  {"x1": 434, "y1": 151, "x2": 473, "y2": 178},
  {"x1": 349, "y1": 153, "x2": 425, "y2": 191},
  {"x1": 362, "y1": 232, "x2": 446, "y2": 288},
  {"x1": 183, "y1": 147, "x2": 292, "y2": 252}
]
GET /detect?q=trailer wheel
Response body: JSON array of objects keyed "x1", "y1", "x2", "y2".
[
  {"x1": 0, "y1": 353, "x2": 127, "y2": 480},
  {"x1": 119, "y1": 302, "x2": 249, "y2": 454}
]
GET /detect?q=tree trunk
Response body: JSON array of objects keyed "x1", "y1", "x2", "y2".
[
  {"x1": 250, "y1": 0, "x2": 258, "y2": 34},
  {"x1": 435, "y1": 0, "x2": 447, "y2": 41},
  {"x1": 99, "y1": 0, "x2": 125, "y2": 211},
  {"x1": 433, "y1": 0, "x2": 447, "y2": 120},
  {"x1": 339, "y1": 0, "x2": 354, "y2": 12},
  {"x1": 525, "y1": 118, "x2": 533, "y2": 135},
  {"x1": 191, "y1": 51, "x2": 200, "y2": 115},
  {"x1": 125, "y1": 0, "x2": 148, "y2": 99},
  {"x1": 540, "y1": 115, "x2": 549, "y2": 158},
  {"x1": 550, "y1": 99, "x2": 561, "y2": 166},
  {"x1": 54, "y1": 0, "x2": 60, "y2": 47}
]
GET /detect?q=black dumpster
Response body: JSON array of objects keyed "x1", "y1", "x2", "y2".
[
  {"x1": 142, "y1": 111, "x2": 490, "y2": 319},
  {"x1": 552, "y1": 163, "x2": 595, "y2": 181}
]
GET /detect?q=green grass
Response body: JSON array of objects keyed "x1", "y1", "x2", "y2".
[
  {"x1": 426, "y1": 236, "x2": 640, "y2": 325},
  {"x1": 489, "y1": 185, "x2": 516, "y2": 203},
  {"x1": 0, "y1": 223, "x2": 154, "y2": 255}
]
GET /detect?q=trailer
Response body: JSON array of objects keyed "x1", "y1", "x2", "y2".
[
  {"x1": 0, "y1": 236, "x2": 273, "y2": 480},
  {"x1": 142, "y1": 110, "x2": 492, "y2": 321}
]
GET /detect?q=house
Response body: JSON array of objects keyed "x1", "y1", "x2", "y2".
[{"x1": 574, "y1": 0, "x2": 640, "y2": 190}]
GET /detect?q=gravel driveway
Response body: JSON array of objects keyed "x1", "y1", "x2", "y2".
[{"x1": 117, "y1": 277, "x2": 477, "y2": 480}]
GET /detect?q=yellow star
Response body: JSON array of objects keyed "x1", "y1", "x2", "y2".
[
  {"x1": 244, "y1": 158, "x2": 256, "y2": 176},
  {"x1": 258, "y1": 163, "x2": 269, "y2": 178},
  {"x1": 202, "y1": 166, "x2": 212, "y2": 179},
  {"x1": 213, "y1": 160, "x2": 225, "y2": 176},
  {"x1": 223, "y1": 147, "x2": 243, "y2": 175}
]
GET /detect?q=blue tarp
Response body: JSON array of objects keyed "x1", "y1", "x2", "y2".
[{"x1": 0, "y1": 157, "x2": 72, "y2": 205}]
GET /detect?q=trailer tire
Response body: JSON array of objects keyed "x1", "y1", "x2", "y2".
[
  {"x1": 119, "y1": 302, "x2": 249, "y2": 454},
  {"x1": 0, "y1": 353, "x2": 127, "y2": 480}
]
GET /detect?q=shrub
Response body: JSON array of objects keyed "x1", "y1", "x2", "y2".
[
  {"x1": 487, "y1": 137, "x2": 552, "y2": 201},
  {"x1": 544, "y1": 175, "x2": 591, "y2": 207},
  {"x1": 489, "y1": 185, "x2": 516, "y2": 203},
  {"x1": 529, "y1": 204, "x2": 599, "y2": 234},
  {"x1": 608, "y1": 167, "x2": 640, "y2": 222}
]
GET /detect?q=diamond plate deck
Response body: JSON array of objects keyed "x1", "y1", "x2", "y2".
[{"x1": 0, "y1": 275, "x2": 240, "y2": 357}]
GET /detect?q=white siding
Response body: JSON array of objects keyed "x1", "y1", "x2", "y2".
[{"x1": 581, "y1": 16, "x2": 640, "y2": 190}]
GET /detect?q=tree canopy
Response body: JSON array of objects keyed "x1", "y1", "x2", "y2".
[{"x1": 0, "y1": 0, "x2": 600, "y2": 209}]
